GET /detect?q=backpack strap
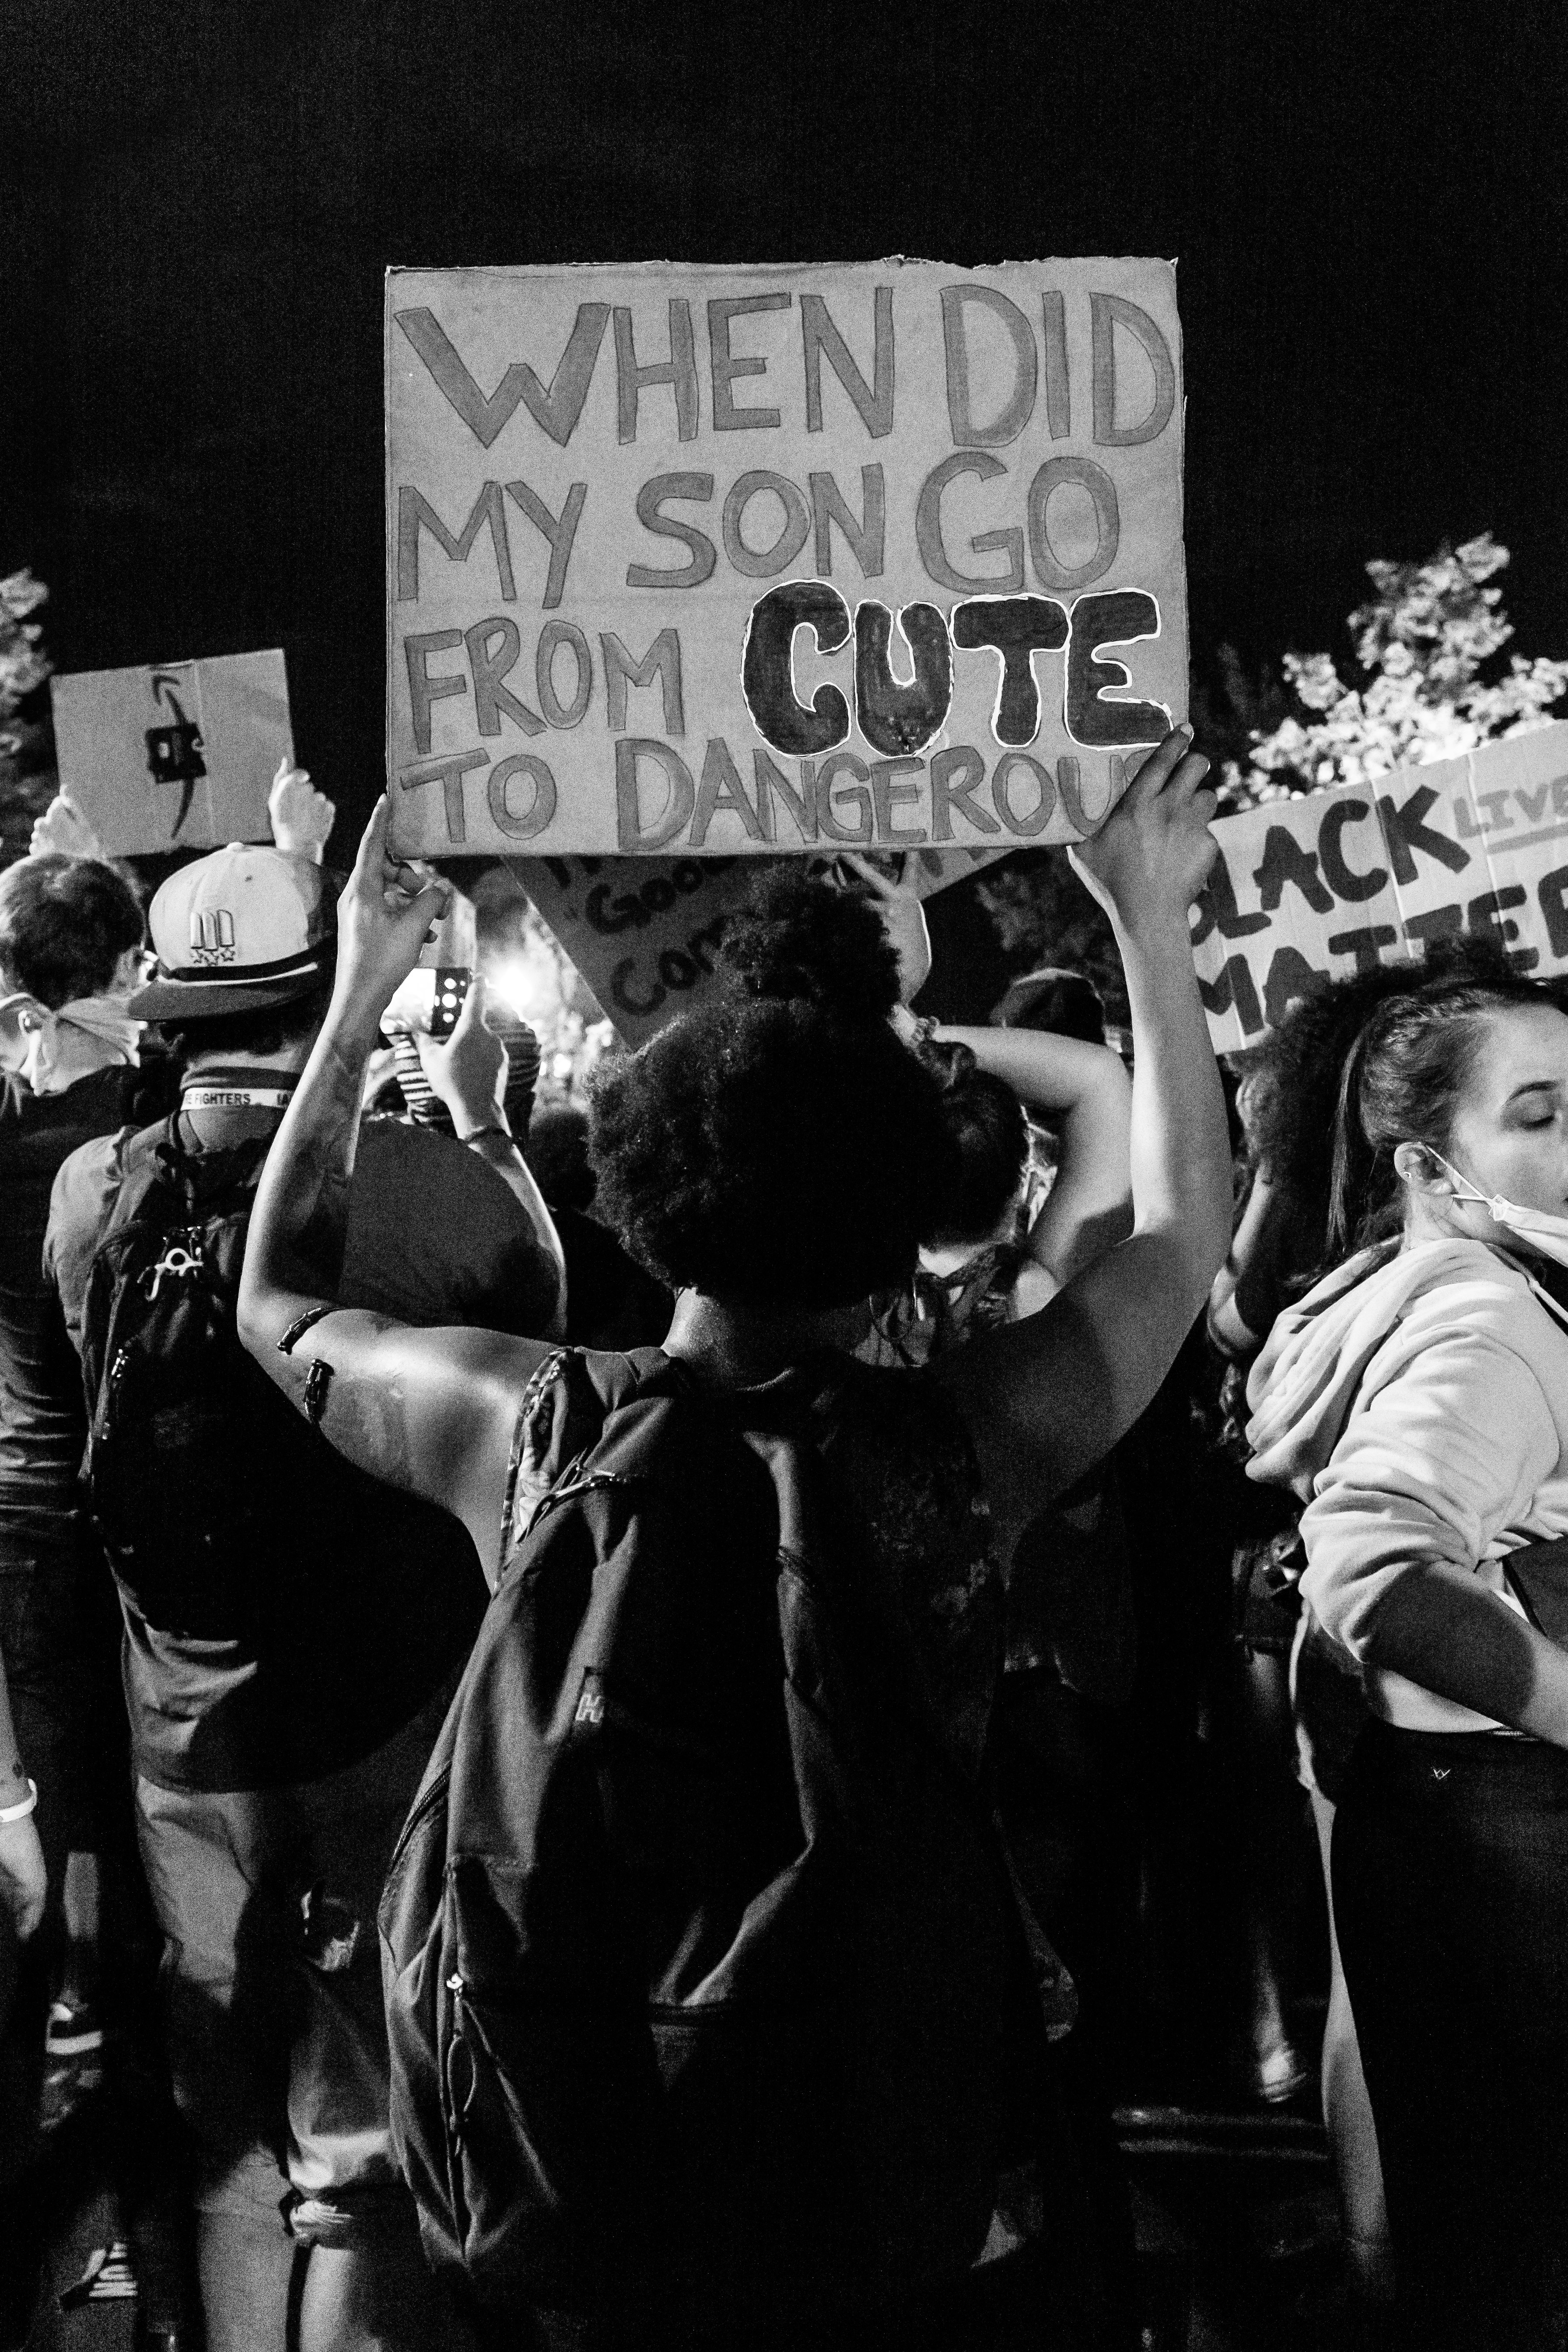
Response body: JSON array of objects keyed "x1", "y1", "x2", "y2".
[
  {"x1": 496, "y1": 1347, "x2": 676, "y2": 1579},
  {"x1": 98, "y1": 1111, "x2": 271, "y2": 1238},
  {"x1": 93, "y1": 1114, "x2": 184, "y2": 1239},
  {"x1": 498, "y1": 1348, "x2": 576, "y2": 1579}
]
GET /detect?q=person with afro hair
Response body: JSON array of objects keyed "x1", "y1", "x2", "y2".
[
  {"x1": 588, "y1": 864, "x2": 956, "y2": 1312},
  {"x1": 236, "y1": 727, "x2": 1232, "y2": 2347}
]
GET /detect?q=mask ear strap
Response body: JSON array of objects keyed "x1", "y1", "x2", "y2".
[{"x1": 1421, "y1": 1143, "x2": 1493, "y2": 1207}]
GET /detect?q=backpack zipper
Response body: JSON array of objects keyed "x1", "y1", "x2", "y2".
[
  {"x1": 445, "y1": 1968, "x2": 470, "y2": 2145},
  {"x1": 441, "y1": 1968, "x2": 476, "y2": 2247},
  {"x1": 98, "y1": 1346, "x2": 131, "y2": 1449}
]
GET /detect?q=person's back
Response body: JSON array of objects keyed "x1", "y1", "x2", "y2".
[
  {"x1": 48, "y1": 1106, "x2": 487, "y2": 1791},
  {"x1": 237, "y1": 740, "x2": 1231, "y2": 2345},
  {"x1": 46, "y1": 840, "x2": 563, "y2": 2352},
  {"x1": 382, "y1": 1339, "x2": 1013, "y2": 2350}
]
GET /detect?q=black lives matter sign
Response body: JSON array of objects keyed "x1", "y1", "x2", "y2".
[{"x1": 1193, "y1": 724, "x2": 1568, "y2": 1046}]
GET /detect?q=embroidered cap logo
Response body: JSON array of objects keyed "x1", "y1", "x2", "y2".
[{"x1": 188, "y1": 908, "x2": 237, "y2": 967}]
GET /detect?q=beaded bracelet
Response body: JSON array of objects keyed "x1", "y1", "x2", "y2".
[
  {"x1": 0, "y1": 1778, "x2": 38, "y2": 1825},
  {"x1": 276, "y1": 1302, "x2": 334, "y2": 1358}
]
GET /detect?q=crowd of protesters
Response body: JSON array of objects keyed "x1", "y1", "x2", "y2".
[{"x1": 4, "y1": 719, "x2": 1568, "y2": 2352}]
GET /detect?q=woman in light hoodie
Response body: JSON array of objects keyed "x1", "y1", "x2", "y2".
[{"x1": 1246, "y1": 947, "x2": 1568, "y2": 2352}]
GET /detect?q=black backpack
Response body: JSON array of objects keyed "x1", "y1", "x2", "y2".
[
  {"x1": 77, "y1": 1118, "x2": 395, "y2": 1623},
  {"x1": 380, "y1": 1347, "x2": 1023, "y2": 2340}
]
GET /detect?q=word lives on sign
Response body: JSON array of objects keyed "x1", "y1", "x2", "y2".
[
  {"x1": 1194, "y1": 722, "x2": 1568, "y2": 1050},
  {"x1": 385, "y1": 259, "x2": 1187, "y2": 858}
]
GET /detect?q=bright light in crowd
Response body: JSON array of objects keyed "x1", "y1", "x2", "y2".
[{"x1": 485, "y1": 949, "x2": 559, "y2": 1029}]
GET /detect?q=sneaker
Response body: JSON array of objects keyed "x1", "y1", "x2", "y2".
[{"x1": 40, "y1": 1997, "x2": 107, "y2": 2132}]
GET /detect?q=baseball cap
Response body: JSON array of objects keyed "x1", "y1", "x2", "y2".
[{"x1": 128, "y1": 845, "x2": 337, "y2": 1021}]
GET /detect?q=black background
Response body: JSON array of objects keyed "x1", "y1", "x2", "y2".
[{"x1": 4, "y1": 0, "x2": 1566, "y2": 839}]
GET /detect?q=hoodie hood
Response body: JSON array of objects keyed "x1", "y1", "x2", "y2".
[{"x1": 1246, "y1": 1238, "x2": 1516, "y2": 1498}]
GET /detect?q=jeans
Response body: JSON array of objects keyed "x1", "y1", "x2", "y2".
[{"x1": 1334, "y1": 1719, "x2": 1568, "y2": 2352}]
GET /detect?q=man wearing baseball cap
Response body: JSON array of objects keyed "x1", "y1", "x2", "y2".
[{"x1": 44, "y1": 838, "x2": 561, "y2": 2352}]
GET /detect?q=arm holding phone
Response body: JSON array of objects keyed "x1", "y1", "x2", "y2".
[{"x1": 418, "y1": 979, "x2": 567, "y2": 1339}]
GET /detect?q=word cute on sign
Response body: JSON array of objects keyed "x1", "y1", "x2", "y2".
[
  {"x1": 1192, "y1": 722, "x2": 1568, "y2": 1052},
  {"x1": 385, "y1": 259, "x2": 1187, "y2": 857}
]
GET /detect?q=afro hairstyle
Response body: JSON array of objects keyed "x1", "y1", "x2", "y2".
[
  {"x1": 591, "y1": 864, "x2": 955, "y2": 1306},
  {"x1": 718, "y1": 866, "x2": 902, "y2": 1017}
]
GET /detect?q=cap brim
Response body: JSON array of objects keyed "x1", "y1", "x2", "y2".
[{"x1": 128, "y1": 963, "x2": 328, "y2": 1023}]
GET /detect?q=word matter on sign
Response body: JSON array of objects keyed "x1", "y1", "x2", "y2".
[
  {"x1": 386, "y1": 259, "x2": 1187, "y2": 858},
  {"x1": 1191, "y1": 724, "x2": 1568, "y2": 1049}
]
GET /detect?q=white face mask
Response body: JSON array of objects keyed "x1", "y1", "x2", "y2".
[
  {"x1": 0, "y1": 990, "x2": 142, "y2": 1096},
  {"x1": 1424, "y1": 1147, "x2": 1568, "y2": 1271}
]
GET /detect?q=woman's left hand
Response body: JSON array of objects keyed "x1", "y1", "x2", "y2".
[
  {"x1": 331, "y1": 798, "x2": 452, "y2": 1031},
  {"x1": 1070, "y1": 726, "x2": 1216, "y2": 931},
  {"x1": 837, "y1": 853, "x2": 934, "y2": 1004}
]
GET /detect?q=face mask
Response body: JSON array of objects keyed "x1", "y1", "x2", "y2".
[
  {"x1": 0, "y1": 991, "x2": 142, "y2": 1096},
  {"x1": 1424, "y1": 1146, "x2": 1568, "y2": 1272}
]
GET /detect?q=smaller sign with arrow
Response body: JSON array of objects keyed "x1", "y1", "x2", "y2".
[{"x1": 50, "y1": 650, "x2": 292, "y2": 854}]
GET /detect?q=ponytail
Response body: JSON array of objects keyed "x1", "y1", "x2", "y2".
[{"x1": 1326, "y1": 1021, "x2": 1384, "y2": 1260}]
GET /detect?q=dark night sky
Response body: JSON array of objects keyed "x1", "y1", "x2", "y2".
[{"x1": 4, "y1": 0, "x2": 1566, "y2": 836}]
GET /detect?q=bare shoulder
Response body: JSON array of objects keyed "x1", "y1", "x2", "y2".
[{"x1": 1008, "y1": 1261, "x2": 1060, "y2": 1319}]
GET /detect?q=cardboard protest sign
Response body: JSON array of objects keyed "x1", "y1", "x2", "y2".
[
  {"x1": 49, "y1": 652, "x2": 292, "y2": 855},
  {"x1": 513, "y1": 845, "x2": 1006, "y2": 1046},
  {"x1": 386, "y1": 259, "x2": 1186, "y2": 860},
  {"x1": 1193, "y1": 722, "x2": 1568, "y2": 1050}
]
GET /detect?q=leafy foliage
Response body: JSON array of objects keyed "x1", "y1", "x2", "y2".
[
  {"x1": 1223, "y1": 534, "x2": 1568, "y2": 805},
  {"x1": 0, "y1": 570, "x2": 57, "y2": 867}
]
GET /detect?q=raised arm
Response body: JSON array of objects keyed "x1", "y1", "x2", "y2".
[
  {"x1": 929, "y1": 1021, "x2": 1133, "y2": 1290},
  {"x1": 416, "y1": 976, "x2": 568, "y2": 1338},
  {"x1": 936, "y1": 728, "x2": 1231, "y2": 1551},
  {"x1": 1208, "y1": 1163, "x2": 1279, "y2": 1359},
  {"x1": 236, "y1": 801, "x2": 555, "y2": 1566}
]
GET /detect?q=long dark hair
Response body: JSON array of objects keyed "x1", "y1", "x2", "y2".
[
  {"x1": 1326, "y1": 942, "x2": 1552, "y2": 1257},
  {"x1": 915, "y1": 1039, "x2": 1030, "y2": 1246},
  {"x1": 1239, "y1": 962, "x2": 1427, "y2": 1237}
]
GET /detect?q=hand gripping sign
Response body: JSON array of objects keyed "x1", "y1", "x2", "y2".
[
  {"x1": 385, "y1": 259, "x2": 1188, "y2": 858},
  {"x1": 1192, "y1": 722, "x2": 1568, "y2": 1050}
]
